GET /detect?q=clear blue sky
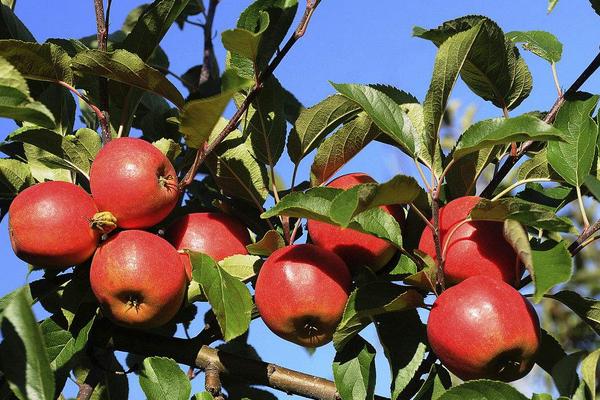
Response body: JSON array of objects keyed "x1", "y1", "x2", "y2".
[{"x1": 1, "y1": 1, "x2": 599, "y2": 398}]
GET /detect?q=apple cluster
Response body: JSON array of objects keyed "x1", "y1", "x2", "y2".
[
  {"x1": 7, "y1": 145, "x2": 540, "y2": 383},
  {"x1": 7, "y1": 137, "x2": 250, "y2": 329}
]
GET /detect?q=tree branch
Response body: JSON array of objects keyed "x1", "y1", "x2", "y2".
[
  {"x1": 199, "y1": 0, "x2": 219, "y2": 88},
  {"x1": 480, "y1": 49, "x2": 600, "y2": 198},
  {"x1": 569, "y1": 218, "x2": 600, "y2": 256},
  {"x1": 93, "y1": 0, "x2": 111, "y2": 144},
  {"x1": 92, "y1": 319, "x2": 389, "y2": 400},
  {"x1": 180, "y1": 0, "x2": 322, "y2": 187}
]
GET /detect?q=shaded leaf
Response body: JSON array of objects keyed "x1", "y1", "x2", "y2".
[
  {"x1": 153, "y1": 138, "x2": 181, "y2": 163},
  {"x1": 437, "y1": 380, "x2": 527, "y2": 399},
  {"x1": 246, "y1": 230, "x2": 285, "y2": 256},
  {"x1": 0, "y1": 39, "x2": 73, "y2": 84},
  {"x1": 0, "y1": 5, "x2": 35, "y2": 42},
  {"x1": 333, "y1": 335, "x2": 376, "y2": 400},
  {"x1": 546, "y1": 291, "x2": 600, "y2": 335}
]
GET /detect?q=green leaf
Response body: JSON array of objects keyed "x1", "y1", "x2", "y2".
[
  {"x1": 517, "y1": 149, "x2": 554, "y2": 180},
  {"x1": 262, "y1": 187, "x2": 404, "y2": 248},
  {"x1": 584, "y1": 175, "x2": 600, "y2": 201},
  {"x1": 0, "y1": 287, "x2": 55, "y2": 400},
  {"x1": 0, "y1": 157, "x2": 33, "y2": 195},
  {"x1": 139, "y1": 357, "x2": 191, "y2": 400},
  {"x1": 437, "y1": 380, "x2": 528, "y2": 400},
  {"x1": 0, "y1": 86, "x2": 56, "y2": 128},
  {"x1": 453, "y1": 115, "x2": 565, "y2": 160},
  {"x1": 547, "y1": 93, "x2": 599, "y2": 187},
  {"x1": 413, "y1": 364, "x2": 451, "y2": 400},
  {"x1": 206, "y1": 125, "x2": 269, "y2": 205},
  {"x1": 218, "y1": 254, "x2": 261, "y2": 282},
  {"x1": 222, "y1": 11, "x2": 269, "y2": 61},
  {"x1": 287, "y1": 94, "x2": 361, "y2": 164},
  {"x1": 581, "y1": 349, "x2": 600, "y2": 399},
  {"x1": 333, "y1": 335, "x2": 376, "y2": 400},
  {"x1": 590, "y1": 0, "x2": 600, "y2": 16},
  {"x1": 502, "y1": 219, "x2": 532, "y2": 273},
  {"x1": 329, "y1": 175, "x2": 420, "y2": 227},
  {"x1": 153, "y1": 138, "x2": 182, "y2": 163},
  {"x1": 446, "y1": 145, "x2": 502, "y2": 198},
  {"x1": 546, "y1": 291, "x2": 600, "y2": 335},
  {"x1": 333, "y1": 282, "x2": 424, "y2": 350},
  {"x1": 422, "y1": 22, "x2": 483, "y2": 170},
  {"x1": 8, "y1": 127, "x2": 93, "y2": 176},
  {"x1": 416, "y1": 16, "x2": 532, "y2": 111},
  {"x1": 36, "y1": 83, "x2": 76, "y2": 135},
  {"x1": 331, "y1": 83, "x2": 414, "y2": 156},
  {"x1": 552, "y1": 352, "x2": 585, "y2": 397},
  {"x1": 535, "y1": 330, "x2": 567, "y2": 376},
  {"x1": 548, "y1": 0, "x2": 559, "y2": 13},
  {"x1": 179, "y1": 70, "x2": 253, "y2": 148},
  {"x1": 71, "y1": 49, "x2": 185, "y2": 109},
  {"x1": 470, "y1": 197, "x2": 574, "y2": 232},
  {"x1": 310, "y1": 113, "x2": 380, "y2": 185},
  {"x1": 189, "y1": 252, "x2": 253, "y2": 341},
  {"x1": 530, "y1": 240, "x2": 572, "y2": 303},
  {"x1": 506, "y1": 30, "x2": 563, "y2": 63},
  {"x1": 193, "y1": 393, "x2": 215, "y2": 400},
  {"x1": 122, "y1": 0, "x2": 192, "y2": 62},
  {"x1": 0, "y1": 5, "x2": 35, "y2": 42},
  {"x1": 0, "y1": 39, "x2": 73, "y2": 84},
  {"x1": 375, "y1": 311, "x2": 427, "y2": 400},
  {"x1": 22, "y1": 144, "x2": 72, "y2": 183},
  {"x1": 246, "y1": 230, "x2": 285, "y2": 256}
]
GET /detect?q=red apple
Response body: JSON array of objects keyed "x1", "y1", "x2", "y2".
[
  {"x1": 427, "y1": 275, "x2": 540, "y2": 381},
  {"x1": 418, "y1": 196, "x2": 521, "y2": 286},
  {"x1": 255, "y1": 244, "x2": 351, "y2": 347},
  {"x1": 8, "y1": 181, "x2": 103, "y2": 268},
  {"x1": 90, "y1": 137, "x2": 180, "y2": 229},
  {"x1": 90, "y1": 230, "x2": 187, "y2": 328},
  {"x1": 165, "y1": 212, "x2": 251, "y2": 280},
  {"x1": 307, "y1": 173, "x2": 404, "y2": 271}
]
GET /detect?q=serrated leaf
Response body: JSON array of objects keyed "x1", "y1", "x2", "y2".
[
  {"x1": 422, "y1": 22, "x2": 483, "y2": 170},
  {"x1": 246, "y1": 230, "x2": 285, "y2": 256},
  {"x1": 437, "y1": 380, "x2": 528, "y2": 400},
  {"x1": 0, "y1": 39, "x2": 73, "y2": 84},
  {"x1": 331, "y1": 83, "x2": 414, "y2": 157},
  {"x1": 189, "y1": 252, "x2": 253, "y2": 341},
  {"x1": 122, "y1": 0, "x2": 191, "y2": 62},
  {"x1": 0, "y1": 86, "x2": 56, "y2": 128},
  {"x1": 329, "y1": 175, "x2": 420, "y2": 227},
  {"x1": 0, "y1": 287, "x2": 55, "y2": 400},
  {"x1": 206, "y1": 128, "x2": 269, "y2": 205},
  {"x1": 517, "y1": 149, "x2": 553, "y2": 180},
  {"x1": 585, "y1": 175, "x2": 600, "y2": 201},
  {"x1": 218, "y1": 254, "x2": 261, "y2": 282},
  {"x1": 153, "y1": 138, "x2": 181, "y2": 163},
  {"x1": 375, "y1": 311, "x2": 427, "y2": 400},
  {"x1": 222, "y1": 11, "x2": 269, "y2": 62},
  {"x1": 179, "y1": 70, "x2": 253, "y2": 148},
  {"x1": 333, "y1": 335, "x2": 376, "y2": 400},
  {"x1": 453, "y1": 115, "x2": 565, "y2": 160},
  {"x1": 287, "y1": 94, "x2": 361, "y2": 164},
  {"x1": 470, "y1": 197, "x2": 574, "y2": 232},
  {"x1": 506, "y1": 30, "x2": 563, "y2": 63},
  {"x1": 139, "y1": 357, "x2": 191, "y2": 400},
  {"x1": 71, "y1": 49, "x2": 185, "y2": 108},
  {"x1": 333, "y1": 282, "x2": 423, "y2": 350},
  {"x1": 0, "y1": 158, "x2": 33, "y2": 195},
  {"x1": 530, "y1": 240, "x2": 572, "y2": 303},
  {"x1": 310, "y1": 113, "x2": 380, "y2": 185},
  {"x1": 547, "y1": 93, "x2": 599, "y2": 187},
  {"x1": 262, "y1": 187, "x2": 404, "y2": 247},
  {"x1": 8, "y1": 127, "x2": 92, "y2": 176},
  {"x1": 416, "y1": 16, "x2": 532, "y2": 111},
  {"x1": 546, "y1": 291, "x2": 600, "y2": 335}
]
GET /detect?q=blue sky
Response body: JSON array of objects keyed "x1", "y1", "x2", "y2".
[{"x1": 1, "y1": 0, "x2": 599, "y2": 398}]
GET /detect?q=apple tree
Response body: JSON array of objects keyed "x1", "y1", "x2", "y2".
[{"x1": 0, "y1": 0, "x2": 598, "y2": 399}]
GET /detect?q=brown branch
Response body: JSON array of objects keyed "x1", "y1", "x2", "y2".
[
  {"x1": 180, "y1": 0, "x2": 322, "y2": 188},
  {"x1": 92, "y1": 319, "x2": 389, "y2": 400},
  {"x1": 76, "y1": 366, "x2": 102, "y2": 400},
  {"x1": 199, "y1": 0, "x2": 220, "y2": 88},
  {"x1": 569, "y1": 218, "x2": 600, "y2": 256},
  {"x1": 93, "y1": 0, "x2": 111, "y2": 144},
  {"x1": 480, "y1": 49, "x2": 600, "y2": 199},
  {"x1": 430, "y1": 196, "x2": 445, "y2": 293},
  {"x1": 204, "y1": 362, "x2": 222, "y2": 397}
]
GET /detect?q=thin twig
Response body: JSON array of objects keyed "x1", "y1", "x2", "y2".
[
  {"x1": 409, "y1": 203, "x2": 434, "y2": 231},
  {"x1": 57, "y1": 80, "x2": 109, "y2": 137},
  {"x1": 180, "y1": 0, "x2": 322, "y2": 188},
  {"x1": 569, "y1": 218, "x2": 600, "y2": 256},
  {"x1": 480, "y1": 49, "x2": 600, "y2": 198},
  {"x1": 551, "y1": 62, "x2": 563, "y2": 97},
  {"x1": 93, "y1": 0, "x2": 111, "y2": 144},
  {"x1": 199, "y1": 0, "x2": 220, "y2": 88}
]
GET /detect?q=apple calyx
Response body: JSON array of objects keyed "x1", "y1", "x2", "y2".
[{"x1": 90, "y1": 211, "x2": 118, "y2": 234}]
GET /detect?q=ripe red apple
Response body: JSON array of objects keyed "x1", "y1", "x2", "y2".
[
  {"x1": 90, "y1": 137, "x2": 180, "y2": 229},
  {"x1": 90, "y1": 230, "x2": 187, "y2": 328},
  {"x1": 418, "y1": 196, "x2": 521, "y2": 286},
  {"x1": 165, "y1": 212, "x2": 251, "y2": 280},
  {"x1": 8, "y1": 181, "x2": 104, "y2": 268},
  {"x1": 254, "y1": 244, "x2": 351, "y2": 347},
  {"x1": 427, "y1": 275, "x2": 540, "y2": 381},
  {"x1": 307, "y1": 173, "x2": 405, "y2": 271}
]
